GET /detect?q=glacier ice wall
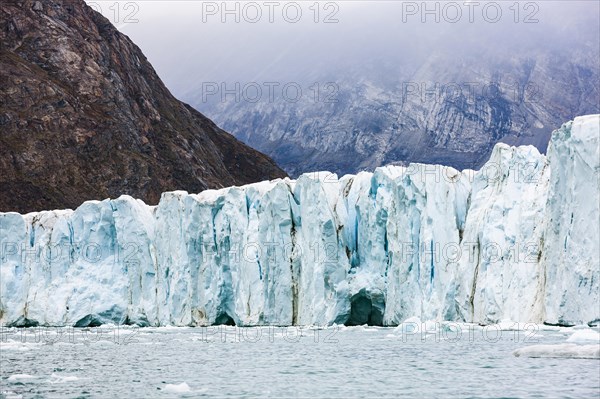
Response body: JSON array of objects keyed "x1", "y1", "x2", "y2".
[
  {"x1": 542, "y1": 117, "x2": 600, "y2": 326},
  {"x1": 1, "y1": 115, "x2": 598, "y2": 327}
]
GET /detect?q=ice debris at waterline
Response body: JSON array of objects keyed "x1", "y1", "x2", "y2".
[
  {"x1": 1, "y1": 115, "x2": 598, "y2": 327},
  {"x1": 513, "y1": 344, "x2": 600, "y2": 359}
]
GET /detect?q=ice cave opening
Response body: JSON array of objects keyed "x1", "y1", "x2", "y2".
[
  {"x1": 344, "y1": 289, "x2": 385, "y2": 326},
  {"x1": 214, "y1": 312, "x2": 236, "y2": 326}
]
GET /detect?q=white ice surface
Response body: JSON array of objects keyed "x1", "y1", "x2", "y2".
[
  {"x1": 513, "y1": 344, "x2": 600, "y2": 359},
  {"x1": 566, "y1": 329, "x2": 600, "y2": 343},
  {"x1": 164, "y1": 382, "x2": 191, "y2": 393},
  {"x1": 1, "y1": 115, "x2": 598, "y2": 326}
]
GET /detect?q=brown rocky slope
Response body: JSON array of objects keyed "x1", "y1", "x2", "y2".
[{"x1": 0, "y1": 0, "x2": 286, "y2": 213}]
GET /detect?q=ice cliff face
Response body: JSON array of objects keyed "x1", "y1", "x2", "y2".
[
  {"x1": 1, "y1": 116, "x2": 598, "y2": 327},
  {"x1": 543, "y1": 117, "x2": 600, "y2": 326}
]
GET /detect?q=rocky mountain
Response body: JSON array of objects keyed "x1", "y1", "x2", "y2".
[
  {"x1": 200, "y1": 51, "x2": 599, "y2": 177},
  {"x1": 116, "y1": 2, "x2": 599, "y2": 178},
  {"x1": 0, "y1": 0, "x2": 286, "y2": 213}
]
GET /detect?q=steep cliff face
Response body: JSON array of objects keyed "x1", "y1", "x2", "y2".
[
  {"x1": 542, "y1": 117, "x2": 600, "y2": 325},
  {"x1": 0, "y1": 0, "x2": 286, "y2": 213},
  {"x1": 1, "y1": 115, "x2": 597, "y2": 327}
]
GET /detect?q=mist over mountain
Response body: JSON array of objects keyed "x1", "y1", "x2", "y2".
[{"x1": 116, "y1": 1, "x2": 600, "y2": 176}]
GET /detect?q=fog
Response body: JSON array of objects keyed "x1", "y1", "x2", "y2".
[{"x1": 88, "y1": 1, "x2": 599, "y2": 100}]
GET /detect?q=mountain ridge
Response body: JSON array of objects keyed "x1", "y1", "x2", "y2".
[{"x1": 0, "y1": 0, "x2": 286, "y2": 213}]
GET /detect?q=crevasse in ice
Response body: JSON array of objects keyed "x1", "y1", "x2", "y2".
[{"x1": 1, "y1": 115, "x2": 598, "y2": 327}]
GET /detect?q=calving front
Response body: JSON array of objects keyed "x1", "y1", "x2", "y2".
[{"x1": 1, "y1": 116, "x2": 598, "y2": 328}]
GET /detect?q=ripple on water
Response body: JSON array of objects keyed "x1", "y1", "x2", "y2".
[{"x1": 0, "y1": 327, "x2": 598, "y2": 398}]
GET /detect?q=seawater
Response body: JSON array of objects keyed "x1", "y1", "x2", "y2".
[{"x1": 1, "y1": 324, "x2": 599, "y2": 398}]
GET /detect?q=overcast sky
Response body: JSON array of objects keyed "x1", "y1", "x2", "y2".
[{"x1": 87, "y1": 1, "x2": 600, "y2": 98}]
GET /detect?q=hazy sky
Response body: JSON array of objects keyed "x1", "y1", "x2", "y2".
[{"x1": 87, "y1": 1, "x2": 600, "y2": 98}]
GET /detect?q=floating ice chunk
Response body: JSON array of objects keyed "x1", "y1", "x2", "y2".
[
  {"x1": 164, "y1": 382, "x2": 191, "y2": 393},
  {"x1": 0, "y1": 341, "x2": 42, "y2": 351},
  {"x1": 566, "y1": 329, "x2": 600, "y2": 343},
  {"x1": 48, "y1": 373, "x2": 79, "y2": 383},
  {"x1": 8, "y1": 374, "x2": 35, "y2": 381},
  {"x1": 513, "y1": 344, "x2": 600, "y2": 359}
]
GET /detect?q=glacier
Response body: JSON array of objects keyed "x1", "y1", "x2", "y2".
[{"x1": 0, "y1": 115, "x2": 598, "y2": 327}]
